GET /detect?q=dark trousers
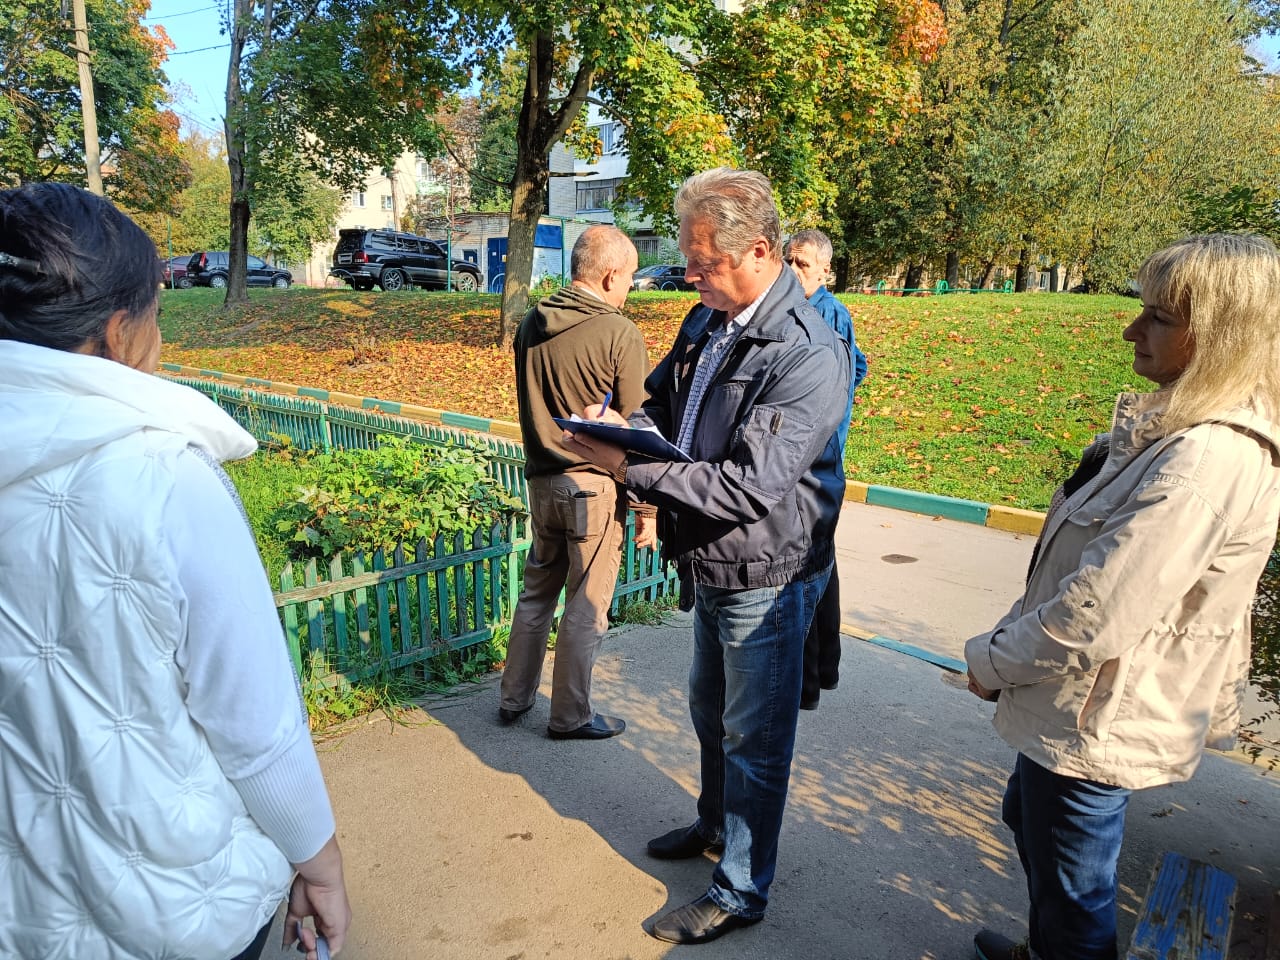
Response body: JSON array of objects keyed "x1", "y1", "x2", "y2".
[
  {"x1": 1004, "y1": 754, "x2": 1131, "y2": 960},
  {"x1": 800, "y1": 560, "x2": 841, "y2": 707},
  {"x1": 229, "y1": 919, "x2": 273, "y2": 960}
]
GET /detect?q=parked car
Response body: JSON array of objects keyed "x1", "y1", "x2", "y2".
[
  {"x1": 330, "y1": 228, "x2": 482, "y2": 292},
  {"x1": 161, "y1": 254, "x2": 196, "y2": 289},
  {"x1": 185, "y1": 251, "x2": 293, "y2": 288},
  {"x1": 631, "y1": 263, "x2": 693, "y2": 291}
]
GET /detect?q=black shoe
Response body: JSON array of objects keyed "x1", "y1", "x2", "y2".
[
  {"x1": 546, "y1": 714, "x2": 625, "y2": 740},
  {"x1": 648, "y1": 894, "x2": 760, "y2": 944},
  {"x1": 646, "y1": 823, "x2": 723, "y2": 859},
  {"x1": 498, "y1": 704, "x2": 533, "y2": 724},
  {"x1": 974, "y1": 929, "x2": 1034, "y2": 960}
]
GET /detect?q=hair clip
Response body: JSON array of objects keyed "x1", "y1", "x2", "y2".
[{"x1": 0, "y1": 251, "x2": 42, "y2": 276}]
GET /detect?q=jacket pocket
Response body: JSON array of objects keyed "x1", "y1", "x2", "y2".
[
  {"x1": 1077, "y1": 657, "x2": 1128, "y2": 742},
  {"x1": 732, "y1": 403, "x2": 814, "y2": 496}
]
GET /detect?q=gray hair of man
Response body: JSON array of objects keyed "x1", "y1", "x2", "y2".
[
  {"x1": 570, "y1": 224, "x2": 636, "y2": 283},
  {"x1": 674, "y1": 167, "x2": 782, "y2": 266},
  {"x1": 785, "y1": 229, "x2": 834, "y2": 268}
]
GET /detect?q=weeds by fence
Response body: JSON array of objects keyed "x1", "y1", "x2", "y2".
[{"x1": 164, "y1": 373, "x2": 679, "y2": 688}]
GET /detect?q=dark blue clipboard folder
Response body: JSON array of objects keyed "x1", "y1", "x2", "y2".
[{"x1": 552, "y1": 417, "x2": 693, "y2": 462}]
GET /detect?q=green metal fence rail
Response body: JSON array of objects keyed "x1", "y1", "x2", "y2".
[
  {"x1": 277, "y1": 526, "x2": 516, "y2": 684},
  {"x1": 164, "y1": 373, "x2": 678, "y2": 681},
  {"x1": 163, "y1": 374, "x2": 527, "y2": 500},
  {"x1": 868, "y1": 279, "x2": 1016, "y2": 295}
]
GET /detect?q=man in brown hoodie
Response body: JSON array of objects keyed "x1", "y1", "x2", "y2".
[{"x1": 498, "y1": 224, "x2": 651, "y2": 740}]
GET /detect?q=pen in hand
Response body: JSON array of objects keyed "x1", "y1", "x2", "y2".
[{"x1": 598, "y1": 390, "x2": 612, "y2": 418}]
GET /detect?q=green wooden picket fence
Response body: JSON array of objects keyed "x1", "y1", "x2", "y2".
[{"x1": 164, "y1": 374, "x2": 678, "y2": 684}]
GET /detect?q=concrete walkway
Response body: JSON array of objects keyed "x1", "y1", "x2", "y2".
[{"x1": 265, "y1": 500, "x2": 1280, "y2": 960}]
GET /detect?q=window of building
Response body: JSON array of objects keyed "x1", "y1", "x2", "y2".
[
  {"x1": 381, "y1": 194, "x2": 394, "y2": 211},
  {"x1": 599, "y1": 121, "x2": 623, "y2": 154},
  {"x1": 351, "y1": 191, "x2": 366, "y2": 208},
  {"x1": 576, "y1": 177, "x2": 620, "y2": 212}
]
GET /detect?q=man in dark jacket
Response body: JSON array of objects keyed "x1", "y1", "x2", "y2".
[
  {"x1": 784, "y1": 228, "x2": 868, "y2": 710},
  {"x1": 499, "y1": 224, "x2": 650, "y2": 740},
  {"x1": 565, "y1": 169, "x2": 850, "y2": 944}
]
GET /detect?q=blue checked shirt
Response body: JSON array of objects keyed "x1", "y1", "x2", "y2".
[{"x1": 674, "y1": 282, "x2": 775, "y2": 454}]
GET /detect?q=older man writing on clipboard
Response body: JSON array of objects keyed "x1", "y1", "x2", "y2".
[{"x1": 565, "y1": 168, "x2": 849, "y2": 945}]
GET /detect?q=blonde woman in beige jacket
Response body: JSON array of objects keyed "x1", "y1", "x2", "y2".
[{"x1": 965, "y1": 233, "x2": 1280, "y2": 960}]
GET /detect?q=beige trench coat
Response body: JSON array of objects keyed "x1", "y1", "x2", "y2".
[{"x1": 965, "y1": 391, "x2": 1280, "y2": 789}]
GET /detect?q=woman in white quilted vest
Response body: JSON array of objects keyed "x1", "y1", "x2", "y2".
[
  {"x1": 964, "y1": 233, "x2": 1280, "y2": 960},
  {"x1": 0, "y1": 183, "x2": 350, "y2": 959}
]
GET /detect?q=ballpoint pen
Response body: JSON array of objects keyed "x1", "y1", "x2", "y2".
[{"x1": 598, "y1": 390, "x2": 612, "y2": 417}]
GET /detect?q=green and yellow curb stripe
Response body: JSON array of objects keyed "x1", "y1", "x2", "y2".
[{"x1": 844, "y1": 477, "x2": 1044, "y2": 536}]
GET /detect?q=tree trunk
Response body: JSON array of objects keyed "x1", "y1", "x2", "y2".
[
  {"x1": 1014, "y1": 246, "x2": 1031, "y2": 292},
  {"x1": 497, "y1": 30, "x2": 596, "y2": 348},
  {"x1": 977, "y1": 259, "x2": 995, "y2": 290},
  {"x1": 945, "y1": 250, "x2": 960, "y2": 290},
  {"x1": 222, "y1": 0, "x2": 251, "y2": 307},
  {"x1": 499, "y1": 154, "x2": 548, "y2": 349},
  {"x1": 832, "y1": 250, "x2": 850, "y2": 293},
  {"x1": 1048, "y1": 262, "x2": 1061, "y2": 292},
  {"x1": 903, "y1": 262, "x2": 925, "y2": 294}
]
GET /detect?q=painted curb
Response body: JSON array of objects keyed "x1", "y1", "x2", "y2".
[
  {"x1": 843, "y1": 474, "x2": 1045, "y2": 536},
  {"x1": 162, "y1": 363, "x2": 1047, "y2": 537},
  {"x1": 840, "y1": 621, "x2": 966, "y2": 674}
]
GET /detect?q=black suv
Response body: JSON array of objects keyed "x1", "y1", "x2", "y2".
[
  {"x1": 631, "y1": 264, "x2": 694, "y2": 291},
  {"x1": 330, "y1": 228, "x2": 481, "y2": 292},
  {"x1": 186, "y1": 251, "x2": 293, "y2": 288}
]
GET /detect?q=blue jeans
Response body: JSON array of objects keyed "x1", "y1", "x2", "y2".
[
  {"x1": 687, "y1": 565, "x2": 830, "y2": 918},
  {"x1": 1003, "y1": 754, "x2": 1131, "y2": 960}
]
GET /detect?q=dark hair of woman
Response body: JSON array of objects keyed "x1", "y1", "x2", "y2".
[{"x1": 0, "y1": 182, "x2": 162, "y2": 352}]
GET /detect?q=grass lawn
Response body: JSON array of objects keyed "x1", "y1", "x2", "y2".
[{"x1": 158, "y1": 286, "x2": 1143, "y2": 511}]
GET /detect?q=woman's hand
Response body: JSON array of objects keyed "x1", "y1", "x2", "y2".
[
  {"x1": 284, "y1": 835, "x2": 351, "y2": 959},
  {"x1": 966, "y1": 670, "x2": 1001, "y2": 702}
]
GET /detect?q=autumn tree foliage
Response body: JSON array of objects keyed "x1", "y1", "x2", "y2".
[
  {"x1": 220, "y1": 0, "x2": 461, "y2": 305},
  {"x1": 838, "y1": 0, "x2": 1280, "y2": 293},
  {"x1": 455, "y1": 0, "x2": 945, "y2": 347},
  {"x1": 1034, "y1": 0, "x2": 1280, "y2": 290},
  {"x1": 0, "y1": 0, "x2": 187, "y2": 211}
]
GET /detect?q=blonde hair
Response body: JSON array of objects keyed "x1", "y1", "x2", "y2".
[
  {"x1": 674, "y1": 167, "x2": 781, "y2": 265},
  {"x1": 1137, "y1": 233, "x2": 1280, "y2": 434}
]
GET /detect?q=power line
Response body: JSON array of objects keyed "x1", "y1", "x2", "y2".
[
  {"x1": 168, "y1": 42, "x2": 230, "y2": 55},
  {"x1": 142, "y1": 4, "x2": 217, "y2": 20}
]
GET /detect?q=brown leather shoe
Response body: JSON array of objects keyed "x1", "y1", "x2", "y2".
[{"x1": 648, "y1": 894, "x2": 761, "y2": 944}]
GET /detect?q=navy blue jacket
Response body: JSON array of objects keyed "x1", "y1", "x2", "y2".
[
  {"x1": 808, "y1": 284, "x2": 867, "y2": 470},
  {"x1": 625, "y1": 267, "x2": 850, "y2": 590}
]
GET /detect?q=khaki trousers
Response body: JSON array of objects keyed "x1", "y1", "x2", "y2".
[{"x1": 500, "y1": 471, "x2": 626, "y2": 732}]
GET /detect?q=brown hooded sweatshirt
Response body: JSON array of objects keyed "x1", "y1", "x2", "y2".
[{"x1": 515, "y1": 285, "x2": 649, "y2": 479}]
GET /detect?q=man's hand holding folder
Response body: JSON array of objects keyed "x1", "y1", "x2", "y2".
[{"x1": 558, "y1": 407, "x2": 693, "y2": 464}]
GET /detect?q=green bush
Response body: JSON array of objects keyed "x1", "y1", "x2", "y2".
[{"x1": 266, "y1": 436, "x2": 525, "y2": 562}]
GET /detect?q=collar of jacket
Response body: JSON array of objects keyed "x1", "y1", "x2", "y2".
[
  {"x1": 688, "y1": 265, "x2": 807, "y2": 345},
  {"x1": 1111, "y1": 389, "x2": 1280, "y2": 462}
]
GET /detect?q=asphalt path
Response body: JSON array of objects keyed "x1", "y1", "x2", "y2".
[{"x1": 263, "y1": 500, "x2": 1280, "y2": 960}]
